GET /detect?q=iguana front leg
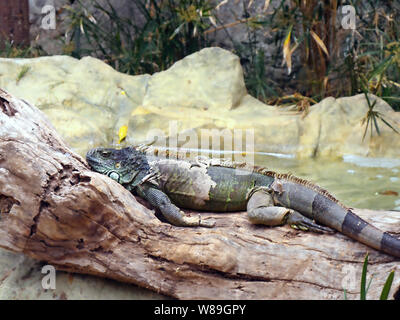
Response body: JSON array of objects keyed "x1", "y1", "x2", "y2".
[
  {"x1": 136, "y1": 184, "x2": 215, "y2": 228},
  {"x1": 247, "y1": 187, "x2": 333, "y2": 233}
]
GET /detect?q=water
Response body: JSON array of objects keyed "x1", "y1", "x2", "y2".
[{"x1": 253, "y1": 153, "x2": 400, "y2": 211}]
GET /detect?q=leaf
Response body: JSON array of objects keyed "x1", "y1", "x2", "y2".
[
  {"x1": 118, "y1": 125, "x2": 128, "y2": 144},
  {"x1": 378, "y1": 190, "x2": 399, "y2": 196},
  {"x1": 169, "y1": 23, "x2": 184, "y2": 40},
  {"x1": 88, "y1": 14, "x2": 97, "y2": 24},
  {"x1": 80, "y1": 18, "x2": 85, "y2": 35},
  {"x1": 209, "y1": 16, "x2": 217, "y2": 27},
  {"x1": 372, "y1": 113, "x2": 380, "y2": 136},
  {"x1": 216, "y1": 0, "x2": 228, "y2": 10},
  {"x1": 380, "y1": 270, "x2": 395, "y2": 300},
  {"x1": 368, "y1": 55, "x2": 393, "y2": 81},
  {"x1": 366, "y1": 272, "x2": 374, "y2": 295},
  {"x1": 263, "y1": 0, "x2": 271, "y2": 11},
  {"x1": 282, "y1": 25, "x2": 293, "y2": 74},
  {"x1": 362, "y1": 115, "x2": 371, "y2": 141},
  {"x1": 381, "y1": 96, "x2": 400, "y2": 101},
  {"x1": 376, "y1": 114, "x2": 400, "y2": 135},
  {"x1": 386, "y1": 80, "x2": 400, "y2": 89},
  {"x1": 16, "y1": 65, "x2": 31, "y2": 84},
  {"x1": 360, "y1": 253, "x2": 369, "y2": 300},
  {"x1": 310, "y1": 30, "x2": 329, "y2": 57}
]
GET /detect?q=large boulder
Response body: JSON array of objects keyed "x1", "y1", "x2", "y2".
[
  {"x1": 0, "y1": 55, "x2": 149, "y2": 156},
  {"x1": 0, "y1": 47, "x2": 399, "y2": 159}
]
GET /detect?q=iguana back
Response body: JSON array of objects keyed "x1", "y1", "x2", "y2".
[{"x1": 150, "y1": 158, "x2": 274, "y2": 212}]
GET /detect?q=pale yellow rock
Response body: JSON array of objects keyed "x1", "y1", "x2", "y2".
[
  {"x1": 299, "y1": 94, "x2": 400, "y2": 159},
  {"x1": 142, "y1": 47, "x2": 247, "y2": 112},
  {"x1": 0, "y1": 56, "x2": 149, "y2": 155},
  {"x1": 0, "y1": 48, "x2": 399, "y2": 159},
  {"x1": 125, "y1": 93, "x2": 301, "y2": 154},
  {"x1": 127, "y1": 92, "x2": 400, "y2": 159}
]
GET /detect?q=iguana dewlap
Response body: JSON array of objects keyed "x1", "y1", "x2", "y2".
[{"x1": 86, "y1": 146, "x2": 400, "y2": 259}]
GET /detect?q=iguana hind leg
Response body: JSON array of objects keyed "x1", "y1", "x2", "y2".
[
  {"x1": 137, "y1": 184, "x2": 215, "y2": 228},
  {"x1": 247, "y1": 188, "x2": 333, "y2": 233},
  {"x1": 286, "y1": 210, "x2": 334, "y2": 233},
  {"x1": 246, "y1": 188, "x2": 289, "y2": 226}
]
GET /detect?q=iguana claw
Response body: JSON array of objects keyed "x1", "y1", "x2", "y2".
[
  {"x1": 196, "y1": 214, "x2": 215, "y2": 228},
  {"x1": 287, "y1": 210, "x2": 335, "y2": 234},
  {"x1": 199, "y1": 219, "x2": 216, "y2": 228},
  {"x1": 182, "y1": 214, "x2": 216, "y2": 228}
]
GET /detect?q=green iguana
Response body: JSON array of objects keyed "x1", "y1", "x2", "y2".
[{"x1": 86, "y1": 146, "x2": 400, "y2": 259}]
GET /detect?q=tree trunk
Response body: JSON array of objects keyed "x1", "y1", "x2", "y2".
[
  {"x1": 0, "y1": 0, "x2": 30, "y2": 47},
  {"x1": 0, "y1": 88, "x2": 399, "y2": 300}
]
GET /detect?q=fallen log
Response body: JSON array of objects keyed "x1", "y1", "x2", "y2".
[{"x1": 0, "y1": 88, "x2": 399, "y2": 300}]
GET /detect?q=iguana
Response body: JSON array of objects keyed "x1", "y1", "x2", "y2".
[{"x1": 86, "y1": 146, "x2": 400, "y2": 259}]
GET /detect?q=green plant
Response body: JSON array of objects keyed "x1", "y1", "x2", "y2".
[
  {"x1": 65, "y1": 0, "x2": 217, "y2": 75},
  {"x1": 361, "y1": 92, "x2": 399, "y2": 141},
  {"x1": 16, "y1": 65, "x2": 31, "y2": 84},
  {"x1": 226, "y1": 2, "x2": 279, "y2": 102},
  {"x1": 344, "y1": 253, "x2": 395, "y2": 300},
  {"x1": 234, "y1": 38, "x2": 279, "y2": 102},
  {"x1": 0, "y1": 40, "x2": 44, "y2": 58},
  {"x1": 249, "y1": 0, "x2": 400, "y2": 109},
  {"x1": 342, "y1": 1, "x2": 400, "y2": 111},
  {"x1": 258, "y1": 0, "x2": 338, "y2": 100}
]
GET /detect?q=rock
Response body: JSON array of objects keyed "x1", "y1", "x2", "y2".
[
  {"x1": 299, "y1": 94, "x2": 400, "y2": 158},
  {"x1": 143, "y1": 47, "x2": 246, "y2": 111},
  {"x1": 0, "y1": 47, "x2": 399, "y2": 160},
  {"x1": 0, "y1": 55, "x2": 149, "y2": 156}
]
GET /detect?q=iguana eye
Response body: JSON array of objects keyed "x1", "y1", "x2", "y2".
[{"x1": 115, "y1": 162, "x2": 121, "y2": 169}]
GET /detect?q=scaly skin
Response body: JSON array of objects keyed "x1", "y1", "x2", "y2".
[{"x1": 86, "y1": 146, "x2": 400, "y2": 259}]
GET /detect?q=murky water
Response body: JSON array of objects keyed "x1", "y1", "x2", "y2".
[{"x1": 253, "y1": 153, "x2": 400, "y2": 211}]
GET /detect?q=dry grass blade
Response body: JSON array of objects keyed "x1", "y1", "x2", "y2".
[
  {"x1": 215, "y1": 0, "x2": 228, "y2": 10},
  {"x1": 310, "y1": 30, "x2": 329, "y2": 57},
  {"x1": 209, "y1": 16, "x2": 217, "y2": 27},
  {"x1": 263, "y1": 0, "x2": 270, "y2": 11},
  {"x1": 204, "y1": 17, "x2": 252, "y2": 34},
  {"x1": 387, "y1": 80, "x2": 400, "y2": 89}
]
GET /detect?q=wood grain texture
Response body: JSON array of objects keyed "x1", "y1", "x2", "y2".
[{"x1": 0, "y1": 88, "x2": 399, "y2": 300}]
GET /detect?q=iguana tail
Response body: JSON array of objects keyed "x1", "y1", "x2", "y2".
[{"x1": 269, "y1": 175, "x2": 400, "y2": 258}]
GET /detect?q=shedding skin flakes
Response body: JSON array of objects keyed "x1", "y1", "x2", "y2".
[{"x1": 151, "y1": 159, "x2": 217, "y2": 207}]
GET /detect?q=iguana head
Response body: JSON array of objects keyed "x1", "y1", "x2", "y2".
[{"x1": 86, "y1": 147, "x2": 150, "y2": 189}]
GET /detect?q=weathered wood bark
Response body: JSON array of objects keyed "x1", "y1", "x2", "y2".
[{"x1": 0, "y1": 88, "x2": 399, "y2": 300}]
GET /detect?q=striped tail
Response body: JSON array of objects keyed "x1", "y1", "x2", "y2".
[
  {"x1": 337, "y1": 208, "x2": 400, "y2": 258},
  {"x1": 271, "y1": 178, "x2": 400, "y2": 258}
]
